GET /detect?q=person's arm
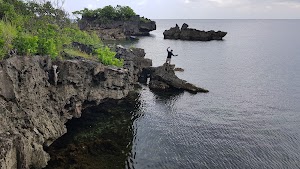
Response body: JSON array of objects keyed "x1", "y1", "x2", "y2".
[{"x1": 167, "y1": 47, "x2": 170, "y2": 52}]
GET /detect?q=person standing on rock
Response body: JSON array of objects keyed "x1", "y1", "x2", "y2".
[{"x1": 166, "y1": 47, "x2": 178, "y2": 64}]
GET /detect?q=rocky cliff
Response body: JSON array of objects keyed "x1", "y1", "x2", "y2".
[
  {"x1": 0, "y1": 46, "x2": 208, "y2": 168},
  {"x1": 0, "y1": 56, "x2": 135, "y2": 169},
  {"x1": 79, "y1": 15, "x2": 156, "y2": 40},
  {"x1": 163, "y1": 23, "x2": 227, "y2": 41},
  {"x1": 115, "y1": 45, "x2": 152, "y2": 83}
]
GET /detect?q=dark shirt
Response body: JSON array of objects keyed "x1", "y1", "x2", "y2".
[{"x1": 167, "y1": 49, "x2": 174, "y2": 58}]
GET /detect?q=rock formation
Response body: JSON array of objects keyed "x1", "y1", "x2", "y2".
[
  {"x1": 115, "y1": 45, "x2": 152, "y2": 83},
  {"x1": 163, "y1": 23, "x2": 227, "y2": 41},
  {"x1": 144, "y1": 63, "x2": 209, "y2": 93},
  {"x1": 0, "y1": 56, "x2": 136, "y2": 169},
  {"x1": 79, "y1": 15, "x2": 156, "y2": 41}
]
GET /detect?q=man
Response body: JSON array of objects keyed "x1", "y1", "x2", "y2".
[{"x1": 166, "y1": 47, "x2": 178, "y2": 64}]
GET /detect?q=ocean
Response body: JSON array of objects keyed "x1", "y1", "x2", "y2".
[{"x1": 46, "y1": 20, "x2": 300, "y2": 169}]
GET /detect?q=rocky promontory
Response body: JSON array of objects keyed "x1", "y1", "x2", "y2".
[
  {"x1": 0, "y1": 47, "x2": 208, "y2": 168},
  {"x1": 0, "y1": 54, "x2": 141, "y2": 168},
  {"x1": 141, "y1": 63, "x2": 209, "y2": 93},
  {"x1": 163, "y1": 23, "x2": 227, "y2": 41},
  {"x1": 79, "y1": 15, "x2": 156, "y2": 41}
]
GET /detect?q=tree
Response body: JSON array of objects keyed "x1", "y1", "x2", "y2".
[{"x1": 73, "y1": 5, "x2": 136, "y2": 23}]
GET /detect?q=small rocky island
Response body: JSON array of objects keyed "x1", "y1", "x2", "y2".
[
  {"x1": 163, "y1": 23, "x2": 227, "y2": 41},
  {"x1": 76, "y1": 7, "x2": 156, "y2": 40}
]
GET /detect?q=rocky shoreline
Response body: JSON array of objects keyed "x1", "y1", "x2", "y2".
[
  {"x1": 163, "y1": 23, "x2": 227, "y2": 41},
  {"x1": 0, "y1": 46, "x2": 207, "y2": 169},
  {"x1": 0, "y1": 55, "x2": 136, "y2": 168}
]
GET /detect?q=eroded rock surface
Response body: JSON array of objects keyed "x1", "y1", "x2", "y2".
[
  {"x1": 0, "y1": 56, "x2": 134, "y2": 169},
  {"x1": 145, "y1": 63, "x2": 209, "y2": 93},
  {"x1": 79, "y1": 15, "x2": 156, "y2": 40},
  {"x1": 163, "y1": 23, "x2": 227, "y2": 41},
  {"x1": 115, "y1": 45, "x2": 152, "y2": 83}
]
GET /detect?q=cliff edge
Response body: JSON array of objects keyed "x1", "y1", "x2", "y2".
[
  {"x1": 0, "y1": 56, "x2": 135, "y2": 169},
  {"x1": 79, "y1": 15, "x2": 156, "y2": 40}
]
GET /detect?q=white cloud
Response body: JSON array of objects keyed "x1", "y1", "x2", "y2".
[
  {"x1": 138, "y1": 0, "x2": 148, "y2": 6},
  {"x1": 274, "y1": 1, "x2": 300, "y2": 8},
  {"x1": 87, "y1": 4, "x2": 95, "y2": 9},
  {"x1": 63, "y1": 0, "x2": 300, "y2": 19}
]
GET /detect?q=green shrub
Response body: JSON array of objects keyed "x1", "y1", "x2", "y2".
[
  {"x1": 0, "y1": 1, "x2": 25, "y2": 27},
  {"x1": 13, "y1": 32, "x2": 38, "y2": 56},
  {"x1": 63, "y1": 48, "x2": 94, "y2": 60},
  {"x1": 0, "y1": 21, "x2": 16, "y2": 59},
  {"x1": 63, "y1": 27, "x2": 102, "y2": 48},
  {"x1": 95, "y1": 47, "x2": 123, "y2": 67},
  {"x1": 37, "y1": 24, "x2": 60, "y2": 58},
  {"x1": 115, "y1": 5, "x2": 136, "y2": 20}
]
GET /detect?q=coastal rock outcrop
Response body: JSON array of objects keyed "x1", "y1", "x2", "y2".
[
  {"x1": 163, "y1": 23, "x2": 227, "y2": 41},
  {"x1": 115, "y1": 45, "x2": 152, "y2": 83},
  {"x1": 0, "y1": 56, "x2": 135, "y2": 169},
  {"x1": 79, "y1": 15, "x2": 156, "y2": 40},
  {"x1": 144, "y1": 63, "x2": 209, "y2": 93},
  {"x1": 0, "y1": 46, "x2": 206, "y2": 168}
]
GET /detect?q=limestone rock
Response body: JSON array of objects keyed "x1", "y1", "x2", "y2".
[
  {"x1": 146, "y1": 63, "x2": 209, "y2": 93},
  {"x1": 163, "y1": 24, "x2": 181, "y2": 40},
  {"x1": 115, "y1": 45, "x2": 152, "y2": 83},
  {"x1": 174, "y1": 67, "x2": 184, "y2": 72},
  {"x1": 79, "y1": 15, "x2": 156, "y2": 40},
  {"x1": 0, "y1": 56, "x2": 135, "y2": 169},
  {"x1": 163, "y1": 23, "x2": 227, "y2": 41}
]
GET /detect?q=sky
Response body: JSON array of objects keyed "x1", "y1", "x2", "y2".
[{"x1": 62, "y1": 0, "x2": 300, "y2": 19}]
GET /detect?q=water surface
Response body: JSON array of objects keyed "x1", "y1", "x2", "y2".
[
  {"x1": 128, "y1": 19, "x2": 300, "y2": 169},
  {"x1": 48, "y1": 20, "x2": 300, "y2": 169}
]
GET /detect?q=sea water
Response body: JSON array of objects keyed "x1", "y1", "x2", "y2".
[
  {"x1": 47, "y1": 20, "x2": 300, "y2": 169},
  {"x1": 127, "y1": 19, "x2": 300, "y2": 169}
]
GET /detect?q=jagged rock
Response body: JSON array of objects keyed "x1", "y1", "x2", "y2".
[
  {"x1": 181, "y1": 23, "x2": 189, "y2": 30},
  {"x1": 163, "y1": 24, "x2": 181, "y2": 40},
  {"x1": 146, "y1": 63, "x2": 209, "y2": 93},
  {"x1": 0, "y1": 56, "x2": 135, "y2": 169},
  {"x1": 79, "y1": 15, "x2": 156, "y2": 40},
  {"x1": 71, "y1": 42, "x2": 94, "y2": 55},
  {"x1": 164, "y1": 23, "x2": 227, "y2": 41},
  {"x1": 115, "y1": 45, "x2": 152, "y2": 83},
  {"x1": 149, "y1": 80, "x2": 170, "y2": 90},
  {"x1": 174, "y1": 67, "x2": 184, "y2": 72}
]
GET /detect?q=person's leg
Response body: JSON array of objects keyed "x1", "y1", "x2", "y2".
[{"x1": 166, "y1": 58, "x2": 171, "y2": 64}]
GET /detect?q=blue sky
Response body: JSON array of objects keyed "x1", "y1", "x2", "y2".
[{"x1": 62, "y1": 0, "x2": 300, "y2": 19}]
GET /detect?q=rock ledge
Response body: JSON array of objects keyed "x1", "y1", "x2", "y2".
[{"x1": 143, "y1": 63, "x2": 209, "y2": 93}]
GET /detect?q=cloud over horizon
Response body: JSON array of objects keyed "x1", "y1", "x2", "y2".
[{"x1": 63, "y1": 0, "x2": 300, "y2": 19}]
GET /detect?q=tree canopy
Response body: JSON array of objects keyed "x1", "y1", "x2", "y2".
[
  {"x1": 73, "y1": 5, "x2": 136, "y2": 23},
  {"x1": 0, "y1": 0, "x2": 123, "y2": 67}
]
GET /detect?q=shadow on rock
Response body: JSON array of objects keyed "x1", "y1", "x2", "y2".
[{"x1": 44, "y1": 92, "x2": 140, "y2": 169}]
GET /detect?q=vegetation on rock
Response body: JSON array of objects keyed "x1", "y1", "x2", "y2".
[
  {"x1": 0, "y1": 0, "x2": 123, "y2": 67},
  {"x1": 73, "y1": 5, "x2": 136, "y2": 23}
]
